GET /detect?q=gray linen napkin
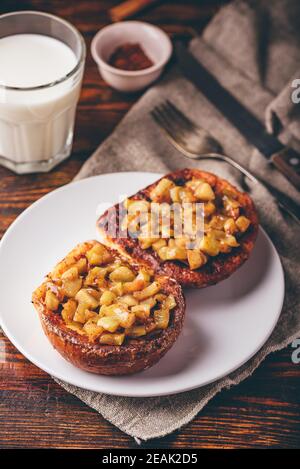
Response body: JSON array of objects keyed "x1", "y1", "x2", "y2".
[{"x1": 53, "y1": 0, "x2": 300, "y2": 441}]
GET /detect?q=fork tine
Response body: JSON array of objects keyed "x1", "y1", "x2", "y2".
[
  {"x1": 151, "y1": 108, "x2": 185, "y2": 147},
  {"x1": 159, "y1": 102, "x2": 183, "y2": 133},
  {"x1": 154, "y1": 104, "x2": 187, "y2": 140},
  {"x1": 164, "y1": 100, "x2": 197, "y2": 131},
  {"x1": 151, "y1": 108, "x2": 176, "y2": 139}
]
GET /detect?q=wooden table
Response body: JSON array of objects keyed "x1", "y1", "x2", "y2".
[{"x1": 0, "y1": 0, "x2": 299, "y2": 449}]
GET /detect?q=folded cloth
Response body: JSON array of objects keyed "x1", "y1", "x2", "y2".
[
  {"x1": 52, "y1": 0, "x2": 300, "y2": 441},
  {"x1": 265, "y1": 68, "x2": 300, "y2": 142}
]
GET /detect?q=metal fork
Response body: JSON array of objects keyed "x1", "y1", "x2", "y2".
[
  {"x1": 151, "y1": 100, "x2": 259, "y2": 182},
  {"x1": 151, "y1": 100, "x2": 300, "y2": 224}
]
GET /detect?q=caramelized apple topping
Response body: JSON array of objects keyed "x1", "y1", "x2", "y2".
[
  {"x1": 123, "y1": 178, "x2": 251, "y2": 270},
  {"x1": 42, "y1": 242, "x2": 176, "y2": 344}
]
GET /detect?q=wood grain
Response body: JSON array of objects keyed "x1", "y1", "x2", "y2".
[
  {"x1": 109, "y1": 0, "x2": 161, "y2": 22},
  {"x1": 0, "y1": 0, "x2": 299, "y2": 449}
]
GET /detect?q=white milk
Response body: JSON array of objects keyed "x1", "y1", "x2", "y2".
[{"x1": 0, "y1": 34, "x2": 82, "y2": 166}]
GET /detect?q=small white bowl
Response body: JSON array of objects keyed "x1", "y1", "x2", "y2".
[{"x1": 91, "y1": 21, "x2": 172, "y2": 92}]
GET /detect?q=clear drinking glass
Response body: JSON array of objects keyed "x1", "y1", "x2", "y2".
[{"x1": 0, "y1": 11, "x2": 86, "y2": 173}]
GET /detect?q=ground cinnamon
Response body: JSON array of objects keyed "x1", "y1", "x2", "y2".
[{"x1": 108, "y1": 43, "x2": 154, "y2": 71}]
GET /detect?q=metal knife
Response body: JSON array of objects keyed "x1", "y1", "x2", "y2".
[{"x1": 175, "y1": 42, "x2": 300, "y2": 191}]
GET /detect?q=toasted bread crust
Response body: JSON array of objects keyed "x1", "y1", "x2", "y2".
[
  {"x1": 97, "y1": 169, "x2": 259, "y2": 288},
  {"x1": 32, "y1": 241, "x2": 185, "y2": 375}
]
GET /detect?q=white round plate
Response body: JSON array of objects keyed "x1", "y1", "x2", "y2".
[{"x1": 0, "y1": 172, "x2": 284, "y2": 397}]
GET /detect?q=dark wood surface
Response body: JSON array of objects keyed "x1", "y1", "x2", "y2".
[{"x1": 0, "y1": 0, "x2": 299, "y2": 449}]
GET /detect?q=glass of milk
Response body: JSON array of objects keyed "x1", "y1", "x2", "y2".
[{"x1": 0, "y1": 11, "x2": 86, "y2": 173}]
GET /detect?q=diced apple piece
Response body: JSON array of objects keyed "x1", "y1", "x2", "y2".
[
  {"x1": 236, "y1": 216, "x2": 250, "y2": 233},
  {"x1": 73, "y1": 303, "x2": 87, "y2": 324},
  {"x1": 203, "y1": 202, "x2": 216, "y2": 217},
  {"x1": 152, "y1": 239, "x2": 167, "y2": 251},
  {"x1": 97, "y1": 275, "x2": 109, "y2": 290},
  {"x1": 83, "y1": 320, "x2": 103, "y2": 341},
  {"x1": 223, "y1": 196, "x2": 240, "y2": 218},
  {"x1": 187, "y1": 249, "x2": 206, "y2": 270},
  {"x1": 109, "y1": 282, "x2": 124, "y2": 296},
  {"x1": 224, "y1": 218, "x2": 237, "y2": 234},
  {"x1": 98, "y1": 316, "x2": 120, "y2": 332},
  {"x1": 99, "y1": 333, "x2": 125, "y2": 346},
  {"x1": 225, "y1": 235, "x2": 239, "y2": 247},
  {"x1": 164, "y1": 295, "x2": 176, "y2": 310},
  {"x1": 200, "y1": 235, "x2": 220, "y2": 256},
  {"x1": 75, "y1": 257, "x2": 87, "y2": 274},
  {"x1": 109, "y1": 266, "x2": 135, "y2": 282},
  {"x1": 118, "y1": 295, "x2": 138, "y2": 307},
  {"x1": 62, "y1": 277, "x2": 82, "y2": 298},
  {"x1": 138, "y1": 269, "x2": 151, "y2": 282},
  {"x1": 133, "y1": 281, "x2": 161, "y2": 301},
  {"x1": 104, "y1": 304, "x2": 135, "y2": 328},
  {"x1": 61, "y1": 299, "x2": 77, "y2": 322},
  {"x1": 157, "y1": 246, "x2": 187, "y2": 261},
  {"x1": 195, "y1": 182, "x2": 215, "y2": 201},
  {"x1": 209, "y1": 215, "x2": 225, "y2": 230},
  {"x1": 103, "y1": 304, "x2": 136, "y2": 329},
  {"x1": 75, "y1": 288, "x2": 99, "y2": 309},
  {"x1": 100, "y1": 290, "x2": 116, "y2": 306},
  {"x1": 219, "y1": 241, "x2": 231, "y2": 253},
  {"x1": 149, "y1": 178, "x2": 174, "y2": 202},
  {"x1": 61, "y1": 266, "x2": 79, "y2": 281},
  {"x1": 180, "y1": 188, "x2": 197, "y2": 203},
  {"x1": 224, "y1": 196, "x2": 240, "y2": 208},
  {"x1": 84, "y1": 310, "x2": 98, "y2": 321},
  {"x1": 126, "y1": 325, "x2": 147, "y2": 338},
  {"x1": 170, "y1": 186, "x2": 181, "y2": 202},
  {"x1": 141, "y1": 296, "x2": 157, "y2": 308},
  {"x1": 99, "y1": 304, "x2": 108, "y2": 318},
  {"x1": 86, "y1": 244, "x2": 112, "y2": 266},
  {"x1": 84, "y1": 266, "x2": 106, "y2": 287},
  {"x1": 174, "y1": 237, "x2": 189, "y2": 248},
  {"x1": 156, "y1": 247, "x2": 169, "y2": 260},
  {"x1": 127, "y1": 200, "x2": 150, "y2": 213},
  {"x1": 45, "y1": 290, "x2": 59, "y2": 311},
  {"x1": 186, "y1": 178, "x2": 205, "y2": 191},
  {"x1": 131, "y1": 304, "x2": 151, "y2": 320},
  {"x1": 154, "y1": 308, "x2": 170, "y2": 329},
  {"x1": 170, "y1": 186, "x2": 197, "y2": 203},
  {"x1": 51, "y1": 256, "x2": 75, "y2": 279},
  {"x1": 168, "y1": 238, "x2": 176, "y2": 248},
  {"x1": 123, "y1": 270, "x2": 150, "y2": 293},
  {"x1": 119, "y1": 311, "x2": 135, "y2": 329},
  {"x1": 210, "y1": 229, "x2": 226, "y2": 240},
  {"x1": 138, "y1": 237, "x2": 156, "y2": 249}
]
